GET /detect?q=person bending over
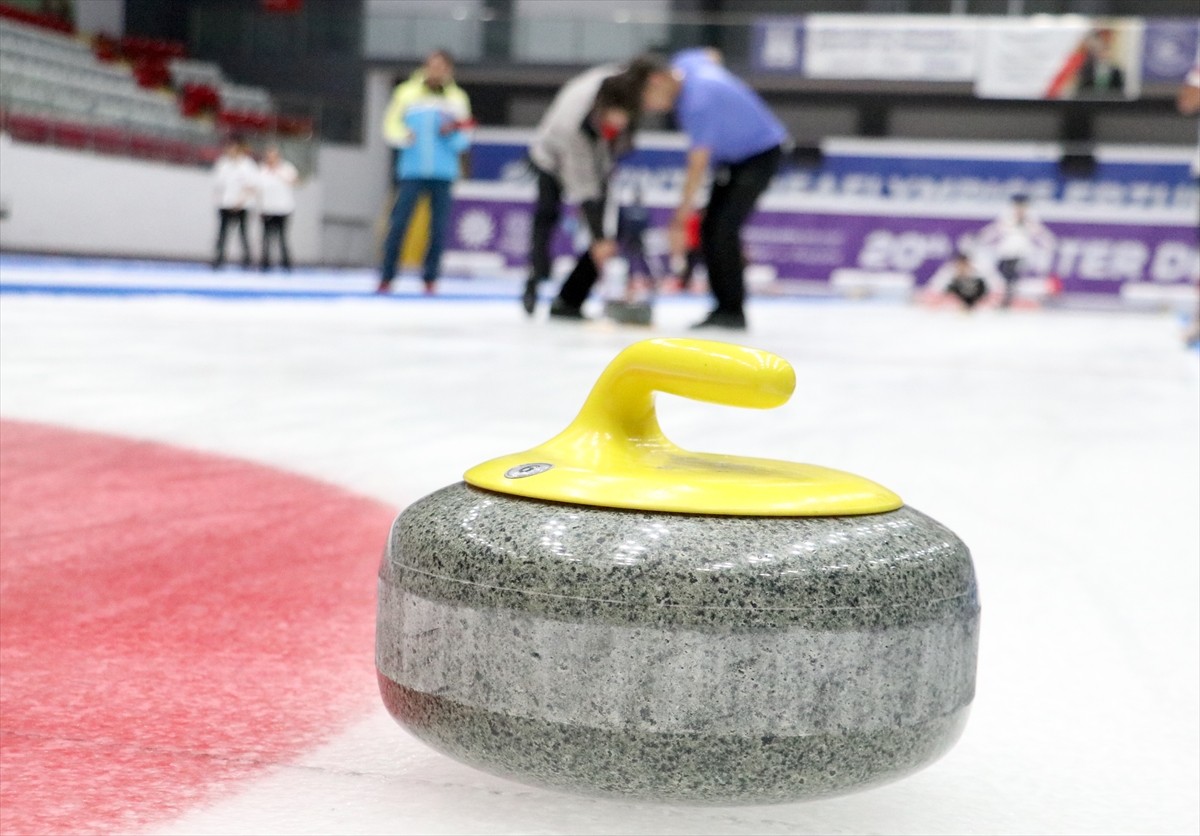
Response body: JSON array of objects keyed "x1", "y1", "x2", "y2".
[
  {"x1": 640, "y1": 49, "x2": 788, "y2": 330},
  {"x1": 523, "y1": 62, "x2": 651, "y2": 319}
]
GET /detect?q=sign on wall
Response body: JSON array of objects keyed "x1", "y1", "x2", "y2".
[
  {"x1": 752, "y1": 13, "x2": 1171, "y2": 100},
  {"x1": 975, "y1": 17, "x2": 1143, "y2": 100},
  {"x1": 801, "y1": 15, "x2": 978, "y2": 82},
  {"x1": 454, "y1": 133, "x2": 1198, "y2": 297},
  {"x1": 1141, "y1": 18, "x2": 1200, "y2": 84},
  {"x1": 448, "y1": 192, "x2": 1198, "y2": 295},
  {"x1": 469, "y1": 132, "x2": 1199, "y2": 211},
  {"x1": 752, "y1": 17, "x2": 805, "y2": 74}
]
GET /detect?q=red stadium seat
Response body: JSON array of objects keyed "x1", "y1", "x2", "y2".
[
  {"x1": 91, "y1": 126, "x2": 127, "y2": 156},
  {"x1": 6, "y1": 113, "x2": 51, "y2": 144},
  {"x1": 128, "y1": 133, "x2": 162, "y2": 160},
  {"x1": 0, "y1": 2, "x2": 73, "y2": 34},
  {"x1": 53, "y1": 122, "x2": 91, "y2": 150},
  {"x1": 196, "y1": 144, "x2": 222, "y2": 165}
]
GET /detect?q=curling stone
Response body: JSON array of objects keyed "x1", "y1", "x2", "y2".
[
  {"x1": 603, "y1": 298, "x2": 654, "y2": 326},
  {"x1": 376, "y1": 338, "x2": 979, "y2": 804}
]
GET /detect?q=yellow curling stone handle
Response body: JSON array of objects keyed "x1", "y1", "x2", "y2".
[{"x1": 464, "y1": 338, "x2": 902, "y2": 516}]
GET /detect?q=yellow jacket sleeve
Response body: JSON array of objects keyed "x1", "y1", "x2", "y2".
[{"x1": 382, "y1": 82, "x2": 417, "y2": 147}]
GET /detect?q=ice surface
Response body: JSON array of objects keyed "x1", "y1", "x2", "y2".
[{"x1": 1, "y1": 263, "x2": 1197, "y2": 835}]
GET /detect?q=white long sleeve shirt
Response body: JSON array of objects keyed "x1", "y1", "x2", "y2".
[
  {"x1": 214, "y1": 155, "x2": 260, "y2": 210},
  {"x1": 258, "y1": 160, "x2": 298, "y2": 216},
  {"x1": 979, "y1": 208, "x2": 1055, "y2": 261}
]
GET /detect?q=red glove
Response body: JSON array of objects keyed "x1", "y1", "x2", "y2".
[{"x1": 440, "y1": 117, "x2": 477, "y2": 136}]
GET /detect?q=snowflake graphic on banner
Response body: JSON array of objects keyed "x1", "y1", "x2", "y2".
[
  {"x1": 500, "y1": 212, "x2": 531, "y2": 255},
  {"x1": 457, "y1": 209, "x2": 496, "y2": 249}
]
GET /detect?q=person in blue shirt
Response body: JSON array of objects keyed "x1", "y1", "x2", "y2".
[
  {"x1": 641, "y1": 50, "x2": 788, "y2": 330},
  {"x1": 378, "y1": 50, "x2": 473, "y2": 294}
]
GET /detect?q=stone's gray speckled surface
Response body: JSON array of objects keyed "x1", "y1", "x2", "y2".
[
  {"x1": 383, "y1": 483, "x2": 977, "y2": 631},
  {"x1": 378, "y1": 587, "x2": 975, "y2": 737},
  {"x1": 376, "y1": 482, "x2": 980, "y2": 804},
  {"x1": 380, "y1": 676, "x2": 971, "y2": 805}
]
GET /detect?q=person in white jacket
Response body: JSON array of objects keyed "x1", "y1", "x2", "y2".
[
  {"x1": 258, "y1": 146, "x2": 299, "y2": 272},
  {"x1": 977, "y1": 193, "x2": 1056, "y2": 308},
  {"x1": 212, "y1": 137, "x2": 258, "y2": 270}
]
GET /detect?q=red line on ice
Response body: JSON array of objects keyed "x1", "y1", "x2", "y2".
[{"x1": 0, "y1": 420, "x2": 398, "y2": 834}]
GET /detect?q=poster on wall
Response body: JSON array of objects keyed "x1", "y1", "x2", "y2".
[
  {"x1": 802, "y1": 15, "x2": 978, "y2": 82},
  {"x1": 1141, "y1": 18, "x2": 1200, "y2": 85},
  {"x1": 752, "y1": 17, "x2": 806, "y2": 73},
  {"x1": 976, "y1": 17, "x2": 1143, "y2": 99}
]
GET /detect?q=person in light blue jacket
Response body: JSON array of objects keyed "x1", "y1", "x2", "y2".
[{"x1": 378, "y1": 50, "x2": 473, "y2": 294}]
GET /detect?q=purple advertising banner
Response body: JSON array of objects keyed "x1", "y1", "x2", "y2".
[
  {"x1": 449, "y1": 196, "x2": 1200, "y2": 296},
  {"x1": 739, "y1": 210, "x2": 1199, "y2": 294},
  {"x1": 1141, "y1": 18, "x2": 1200, "y2": 84}
]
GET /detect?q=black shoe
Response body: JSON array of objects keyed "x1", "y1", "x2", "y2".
[
  {"x1": 376, "y1": 278, "x2": 392, "y2": 294},
  {"x1": 549, "y1": 299, "x2": 586, "y2": 321},
  {"x1": 690, "y1": 309, "x2": 746, "y2": 331},
  {"x1": 521, "y1": 278, "x2": 539, "y2": 316}
]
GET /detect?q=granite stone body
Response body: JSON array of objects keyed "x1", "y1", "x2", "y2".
[{"x1": 376, "y1": 482, "x2": 980, "y2": 804}]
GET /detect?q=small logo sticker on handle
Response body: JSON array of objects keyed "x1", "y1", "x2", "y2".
[{"x1": 504, "y1": 462, "x2": 553, "y2": 479}]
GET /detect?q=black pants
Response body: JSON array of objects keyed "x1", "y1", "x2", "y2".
[
  {"x1": 532, "y1": 159, "x2": 607, "y2": 309},
  {"x1": 529, "y1": 163, "x2": 563, "y2": 282},
  {"x1": 678, "y1": 247, "x2": 703, "y2": 288},
  {"x1": 702, "y1": 145, "x2": 782, "y2": 315},
  {"x1": 997, "y1": 257, "x2": 1021, "y2": 308},
  {"x1": 260, "y1": 214, "x2": 291, "y2": 270},
  {"x1": 214, "y1": 208, "x2": 251, "y2": 267},
  {"x1": 557, "y1": 251, "x2": 599, "y2": 308},
  {"x1": 948, "y1": 278, "x2": 987, "y2": 309}
]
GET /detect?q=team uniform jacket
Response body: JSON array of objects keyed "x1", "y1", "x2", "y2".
[{"x1": 382, "y1": 71, "x2": 472, "y2": 182}]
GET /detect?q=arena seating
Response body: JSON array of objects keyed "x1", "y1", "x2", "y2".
[
  {"x1": 0, "y1": 1, "x2": 70, "y2": 33},
  {"x1": 0, "y1": 12, "x2": 308, "y2": 165},
  {"x1": 1, "y1": 17, "x2": 217, "y2": 159}
]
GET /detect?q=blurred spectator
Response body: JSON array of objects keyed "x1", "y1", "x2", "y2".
[
  {"x1": 977, "y1": 194, "x2": 1056, "y2": 309},
  {"x1": 1176, "y1": 53, "x2": 1200, "y2": 346},
  {"x1": 1178, "y1": 56, "x2": 1200, "y2": 116},
  {"x1": 924, "y1": 251, "x2": 1000, "y2": 311},
  {"x1": 258, "y1": 146, "x2": 298, "y2": 273},
  {"x1": 1177, "y1": 52, "x2": 1200, "y2": 179},
  {"x1": 523, "y1": 61, "x2": 652, "y2": 319},
  {"x1": 211, "y1": 136, "x2": 258, "y2": 270},
  {"x1": 640, "y1": 49, "x2": 788, "y2": 330},
  {"x1": 378, "y1": 50, "x2": 472, "y2": 295}
]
